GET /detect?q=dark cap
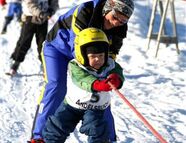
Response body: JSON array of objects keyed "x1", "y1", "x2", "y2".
[{"x1": 103, "y1": 0, "x2": 134, "y2": 18}]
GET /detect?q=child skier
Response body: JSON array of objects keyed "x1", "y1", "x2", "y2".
[
  {"x1": 6, "y1": 0, "x2": 58, "y2": 76},
  {"x1": 42, "y1": 27, "x2": 125, "y2": 143}
]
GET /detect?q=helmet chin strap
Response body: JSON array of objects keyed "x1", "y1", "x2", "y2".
[
  {"x1": 86, "y1": 66, "x2": 99, "y2": 72},
  {"x1": 86, "y1": 61, "x2": 107, "y2": 73}
]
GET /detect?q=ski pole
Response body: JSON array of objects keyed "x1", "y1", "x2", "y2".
[
  {"x1": 108, "y1": 82, "x2": 167, "y2": 143},
  {"x1": 28, "y1": 105, "x2": 40, "y2": 142}
]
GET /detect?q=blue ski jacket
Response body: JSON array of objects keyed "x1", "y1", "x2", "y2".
[{"x1": 44, "y1": 0, "x2": 128, "y2": 60}]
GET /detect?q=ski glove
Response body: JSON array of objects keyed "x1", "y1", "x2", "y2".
[
  {"x1": 109, "y1": 51, "x2": 117, "y2": 60},
  {"x1": 39, "y1": 11, "x2": 50, "y2": 20},
  {"x1": 39, "y1": 8, "x2": 54, "y2": 20},
  {"x1": 107, "y1": 73, "x2": 122, "y2": 89},
  {"x1": 92, "y1": 79, "x2": 112, "y2": 92},
  {"x1": 47, "y1": 8, "x2": 55, "y2": 17}
]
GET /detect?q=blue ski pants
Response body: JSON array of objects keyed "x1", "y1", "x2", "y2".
[
  {"x1": 7, "y1": 2, "x2": 22, "y2": 19},
  {"x1": 43, "y1": 103, "x2": 109, "y2": 143}
]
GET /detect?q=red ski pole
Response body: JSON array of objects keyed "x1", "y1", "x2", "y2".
[{"x1": 108, "y1": 82, "x2": 167, "y2": 143}]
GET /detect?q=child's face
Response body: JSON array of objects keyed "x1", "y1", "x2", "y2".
[{"x1": 87, "y1": 52, "x2": 105, "y2": 70}]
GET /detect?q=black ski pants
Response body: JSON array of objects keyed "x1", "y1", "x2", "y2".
[{"x1": 11, "y1": 17, "x2": 48, "y2": 63}]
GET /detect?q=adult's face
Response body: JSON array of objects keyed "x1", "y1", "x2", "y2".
[{"x1": 103, "y1": 10, "x2": 129, "y2": 30}]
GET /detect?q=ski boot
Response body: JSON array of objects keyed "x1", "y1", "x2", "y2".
[
  {"x1": 1, "y1": 16, "x2": 13, "y2": 34},
  {"x1": 5, "y1": 61, "x2": 20, "y2": 76},
  {"x1": 28, "y1": 138, "x2": 45, "y2": 143}
]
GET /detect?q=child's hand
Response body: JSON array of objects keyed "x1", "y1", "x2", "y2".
[
  {"x1": 92, "y1": 79, "x2": 112, "y2": 92},
  {"x1": 107, "y1": 73, "x2": 122, "y2": 89}
]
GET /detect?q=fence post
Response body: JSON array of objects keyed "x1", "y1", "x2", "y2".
[{"x1": 147, "y1": 0, "x2": 180, "y2": 57}]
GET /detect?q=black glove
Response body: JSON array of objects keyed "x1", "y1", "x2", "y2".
[
  {"x1": 39, "y1": 11, "x2": 50, "y2": 20},
  {"x1": 47, "y1": 8, "x2": 54, "y2": 17},
  {"x1": 39, "y1": 8, "x2": 54, "y2": 19}
]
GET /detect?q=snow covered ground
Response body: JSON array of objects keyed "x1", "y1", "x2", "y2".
[{"x1": 0, "y1": 0, "x2": 186, "y2": 142}]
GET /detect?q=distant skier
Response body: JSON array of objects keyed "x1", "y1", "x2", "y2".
[
  {"x1": 1, "y1": 0, "x2": 22, "y2": 34},
  {"x1": 43, "y1": 27, "x2": 125, "y2": 143},
  {"x1": 6, "y1": 0, "x2": 59, "y2": 76}
]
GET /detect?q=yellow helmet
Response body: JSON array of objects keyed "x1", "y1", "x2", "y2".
[{"x1": 74, "y1": 27, "x2": 109, "y2": 66}]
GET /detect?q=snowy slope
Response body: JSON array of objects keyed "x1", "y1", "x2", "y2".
[{"x1": 0, "y1": 0, "x2": 186, "y2": 142}]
